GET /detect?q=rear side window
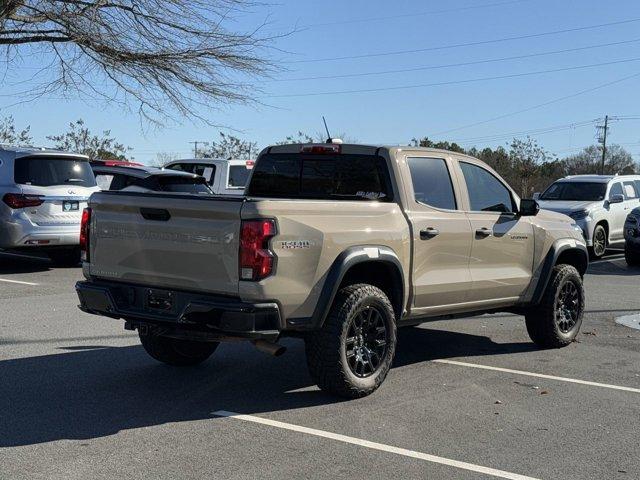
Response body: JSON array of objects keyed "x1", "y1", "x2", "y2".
[
  {"x1": 228, "y1": 165, "x2": 250, "y2": 188},
  {"x1": 460, "y1": 161, "x2": 514, "y2": 213},
  {"x1": 248, "y1": 154, "x2": 392, "y2": 201},
  {"x1": 407, "y1": 157, "x2": 457, "y2": 210},
  {"x1": 623, "y1": 181, "x2": 637, "y2": 199},
  {"x1": 15, "y1": 157, "x2": 97, "y2": 187}
]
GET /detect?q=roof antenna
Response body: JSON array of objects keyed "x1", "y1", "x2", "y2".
[{"x1": 322, "y1": 116, "x2": 332, "y2": 143}]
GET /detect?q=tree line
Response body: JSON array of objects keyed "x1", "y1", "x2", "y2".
[{"x1": 2, "y1": 116, "x2": 637, "y2": 197}]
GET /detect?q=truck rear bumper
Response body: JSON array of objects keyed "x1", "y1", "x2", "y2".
[{"x1": 75, "y1": 280, "x2": 281, "y2": 341}]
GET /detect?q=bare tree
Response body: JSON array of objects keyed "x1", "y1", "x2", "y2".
[
  {"x1": 47, "y1": 119, "x2": 130, "y2": 159},
  {"x1": 202, "y1": 132, "x2": 256, "y2": 159},
  {"x1": 0, "y1": 1, "x2": 280, "y2": 124},
  {"x1": 562, "y1": 145, "x2": 637, "y2": 175},
  {"x1": 0, "y1": 115, "x2": 32, "y2": 144},
  {"x1": 152, "y1": 151, "x2": 179, "y2": 167}
]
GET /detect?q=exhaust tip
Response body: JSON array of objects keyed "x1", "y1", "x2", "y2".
[{"x1": 252, "y1": 339, "x2": 286, "y2": 357}]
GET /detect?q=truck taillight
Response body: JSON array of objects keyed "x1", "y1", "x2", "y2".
[
  {"x1": 2, "y1": 193, "x2": 44, "y2": 209},
  {"x1": 80, "y1": 207, "x2": 91, "y2": 262},
  {"x1": 239, "y1": 219, "x2": 276, "y2": 281}
]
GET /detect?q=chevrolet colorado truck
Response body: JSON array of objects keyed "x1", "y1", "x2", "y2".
[{"x1": 76, "y1": 143, "x2": 588, "y2": 398}]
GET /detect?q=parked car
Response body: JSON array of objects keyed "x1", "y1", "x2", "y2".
[
  {"x1": 535, "y1": 175, "x2": 640, "y2": 259},
  {"x1": 91, "y1": 164, "x2": 213, "y2": 194},
  {"x1": 89, "y1": 158, "x2": 143, "y2": 167},
  {"x1": 624, "y1": 206, "x2": 640, "y2": 266},
  {"x1": 163, "y1": 158, "x2": 252, "y2": 195},
  {"x1": 0, "y1": 145, "x2": 100, "y2": 266},
  {"x1": 76, "y1": 142, "x2": 588, "y2": 398}
]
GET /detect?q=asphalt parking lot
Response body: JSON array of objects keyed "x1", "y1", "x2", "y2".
[{"x1": 1, "y1": 251, "x2": 639, "y2": 480}]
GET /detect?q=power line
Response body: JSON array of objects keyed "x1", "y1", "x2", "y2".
[
  {"x1": 268, "y1": 57, "x2": 640, "y2": 98},
  {"x1": 274, "y1": 38, "x2": 640, "y2": 83},
  {"x1": 454, "y1": 120, "x2": 598, "y2": 145},
  {"x1": 302, "y1": 0, "x2": 532, "y2": 28},
  {"x1": 286, "y1": 17, "x2": 640, "y2": 64},
  {"x1": 431, "y1": 71, "x2": 640, "y2": 136}
]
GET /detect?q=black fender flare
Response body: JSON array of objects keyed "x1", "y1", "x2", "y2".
[
  {"x1": 530, "y1": 240, "x2": 588, "y2": 305},
  {"x1": 288, "y1": 245, "x2": 406, "y2": 330}
]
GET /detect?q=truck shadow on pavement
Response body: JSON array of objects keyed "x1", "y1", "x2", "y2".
[
  {"x1": 0, "y1": 252, "x2": 52, "y2": 274},
  {"x1": 0, "y1": 327, "x2": 535, "y2": 447}
]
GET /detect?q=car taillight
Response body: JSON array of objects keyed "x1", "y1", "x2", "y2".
[
  {"x1": 2, "y1": 193, "x2": 44, "y2": 209},
  {"x1": 239, "y1": 219, "x2": 276, "y2": 281},
  {"x1": 80, "y1": 207, "x2": 91, "y2": 262}
]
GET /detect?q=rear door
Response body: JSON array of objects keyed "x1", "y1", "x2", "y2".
[
  {"x1": 456, "y1": 160, "x2": 534, "y2": 303},
  {"x1": 89, "y1": 192, "x2": 243, "y2": 295},
  {"x1": 607, "y1": 182, "x2": 627, "y2": 241},
  {"x1": 14, "y1": 156, "x2": 98, "y2": 227},
  {"x1": 401, "y1": 155, "x2": 473, "y2": 311}
]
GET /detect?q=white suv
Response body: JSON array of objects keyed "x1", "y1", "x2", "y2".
[
  {"x1": 535, "y1": 174, "x2": 640, "y2": 258},
  {"x1": 0, "y1": 146, "x2": 100, "y2": 265}
]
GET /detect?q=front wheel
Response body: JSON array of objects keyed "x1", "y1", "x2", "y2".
[
  {"x1": 139, "y1": 332, "x2": 219, "y2": 366},
  {"x1": 305, "y1": 284, "x2": 397, "y2": 398},
  {"x1": 525, "y1": 264, "x2": 584, "y2": 348}
]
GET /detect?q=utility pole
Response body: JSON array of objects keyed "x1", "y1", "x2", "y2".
[
  {"x1": 189, "y1": 141, "x2": 209, "y2": 158},
  {"x1": 596, "y1": 115, "x2": 609, "y2": 175}
]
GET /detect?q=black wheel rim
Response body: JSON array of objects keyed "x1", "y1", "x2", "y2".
[
  {"x1": 593, "y1": 228, "x2": 606, "y2": 257},
  {"x1": 555, "y1": 281, "x2": 580, "y2": 333},
  {"x1": 345, "y1": 305, "x2": 389, "y2": 378}
]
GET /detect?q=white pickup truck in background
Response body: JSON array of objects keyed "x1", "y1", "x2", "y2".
[{"x1": 163, "y1": 158, "x2": 253, "y2": 195}]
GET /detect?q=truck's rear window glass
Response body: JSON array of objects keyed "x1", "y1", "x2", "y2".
[
  {"x1": 248, "y1": 154, "x2": 392, "y2": 201},
  {"x1": 228, "y1": 165, "x2": 251, "y2": 188},
  {"x1": 407, "y1": 157, "x2": 457, "y2": 210},
  {"x1": 155, "y1": 176, "x2": 213, "y2": 194},
  {"x1": 15, "y1": 157, "x2": 97, "y2": 187}
]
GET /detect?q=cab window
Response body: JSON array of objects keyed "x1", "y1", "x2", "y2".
[
  {"x1": 407, "y1": 157, "x2": 457, "y2": 210},
  {"x1": 623, "y1": 181, "x2": 637, "y2": 199},
  {"x1": 609, "y1": 182, "x2": 623, "y2": 199},
  {"x1": 460, "y1": 161, "x2": 514, "y2": 213}
]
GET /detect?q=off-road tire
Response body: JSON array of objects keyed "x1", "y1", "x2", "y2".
[
  {"x1": 48, "y1": 247, "x2": 81, "y2": 267},
  {"x1": 525, "y1": 264, "x2": 584, "y2": 348},
  {"x1": 589, "y1": 224, "x2": 607, "y2": 260},
  {"x1": 625, "y1": 244, "x2": 640, "y2": 267},
  {"x1": 139, "y1": 332, "x2": 218, "y2": 366},
  {"x1": 305, "y1": 284, "x2": 397, "y2": 399}
]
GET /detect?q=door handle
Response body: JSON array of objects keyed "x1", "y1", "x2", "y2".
[
  {"x1": 475, "y1": 227, "x2": 492, "y2": 237},
  {"x1": 420, "y1": 227, "x2": 440, "y2": 239}
]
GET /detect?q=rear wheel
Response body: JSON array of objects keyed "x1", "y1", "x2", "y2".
[
  {"x1": 525, "y1": 264, "x2": 584, "y2": 348},
  {"x1": 48, "y1": 247, "x2": 81, "y2": 267},
  {"x1": 139, "y1": 331, "x2": 219, "y2": 366},
  {"x1": 589, "y1": 224, "x2": 607, "y2": 259},
  {"x1": 625, "y1": 244, "x2": 640, "y2": 267},
  {"x1": 305, "y1": 284, "x2": 397, "y2": 398}
]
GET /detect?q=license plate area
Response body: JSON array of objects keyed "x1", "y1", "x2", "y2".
[
  {"x1": 146, "y1": 289, "x2": 174, "y2": 312},
  {"x1": 62, "y1": 200, "x2": 79, "y2": 212}
]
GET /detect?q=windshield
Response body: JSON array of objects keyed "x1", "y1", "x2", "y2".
[
  {"x1": 540, "y1": 182, "x2": 607, "y2": 201},
  {"x1": 14, "y1": 157, "x2": 97, "y2": 187},
  {"x1": 228, "y1": 165, "x2": 251, "y2": 188}
]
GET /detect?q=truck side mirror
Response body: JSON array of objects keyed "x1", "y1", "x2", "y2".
[
  {"x1": 519, "y1": 199, "x2": 539, "y2": 216},
  {"x1": 532, "y1": 192, "x2": 540, "y2": 200}
]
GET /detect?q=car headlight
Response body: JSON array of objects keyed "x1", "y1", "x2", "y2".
[{"x1": 569, "y1": 210, "x2": 590, "y2": 220}]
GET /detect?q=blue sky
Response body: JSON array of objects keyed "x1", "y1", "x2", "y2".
[{"x1": 2, "y1": 0, "x2": 640, "y2": 163}]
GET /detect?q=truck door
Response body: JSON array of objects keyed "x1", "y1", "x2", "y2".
[
  {"x1": 402, "y1": 156, "x2": 473, "y2": 310},
  {"x1": 456, "y1": 160, "x2": 534, "y2": 303},
  {"x1": 608, "y1": 182, "x2": 628, "y2": 241}
]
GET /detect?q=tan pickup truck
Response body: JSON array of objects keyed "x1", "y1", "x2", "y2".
[{"x1": 76, "y1": 143, "x2": 588, "y2": 398}]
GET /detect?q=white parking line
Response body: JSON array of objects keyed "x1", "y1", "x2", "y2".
[
  {"x1": 0, "y1": 278, "x2": 39, "y2": 286},
  {"x1": 213, "y1": 410, "x2": 539, "y2": 480},
  {"x1": 433, "y1": 359, "x2": 640, "y2": 393}
]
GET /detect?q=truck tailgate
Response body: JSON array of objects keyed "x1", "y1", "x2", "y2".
[{"x1": 88, "y1": 192, "x2": 243, "y2": 295}]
